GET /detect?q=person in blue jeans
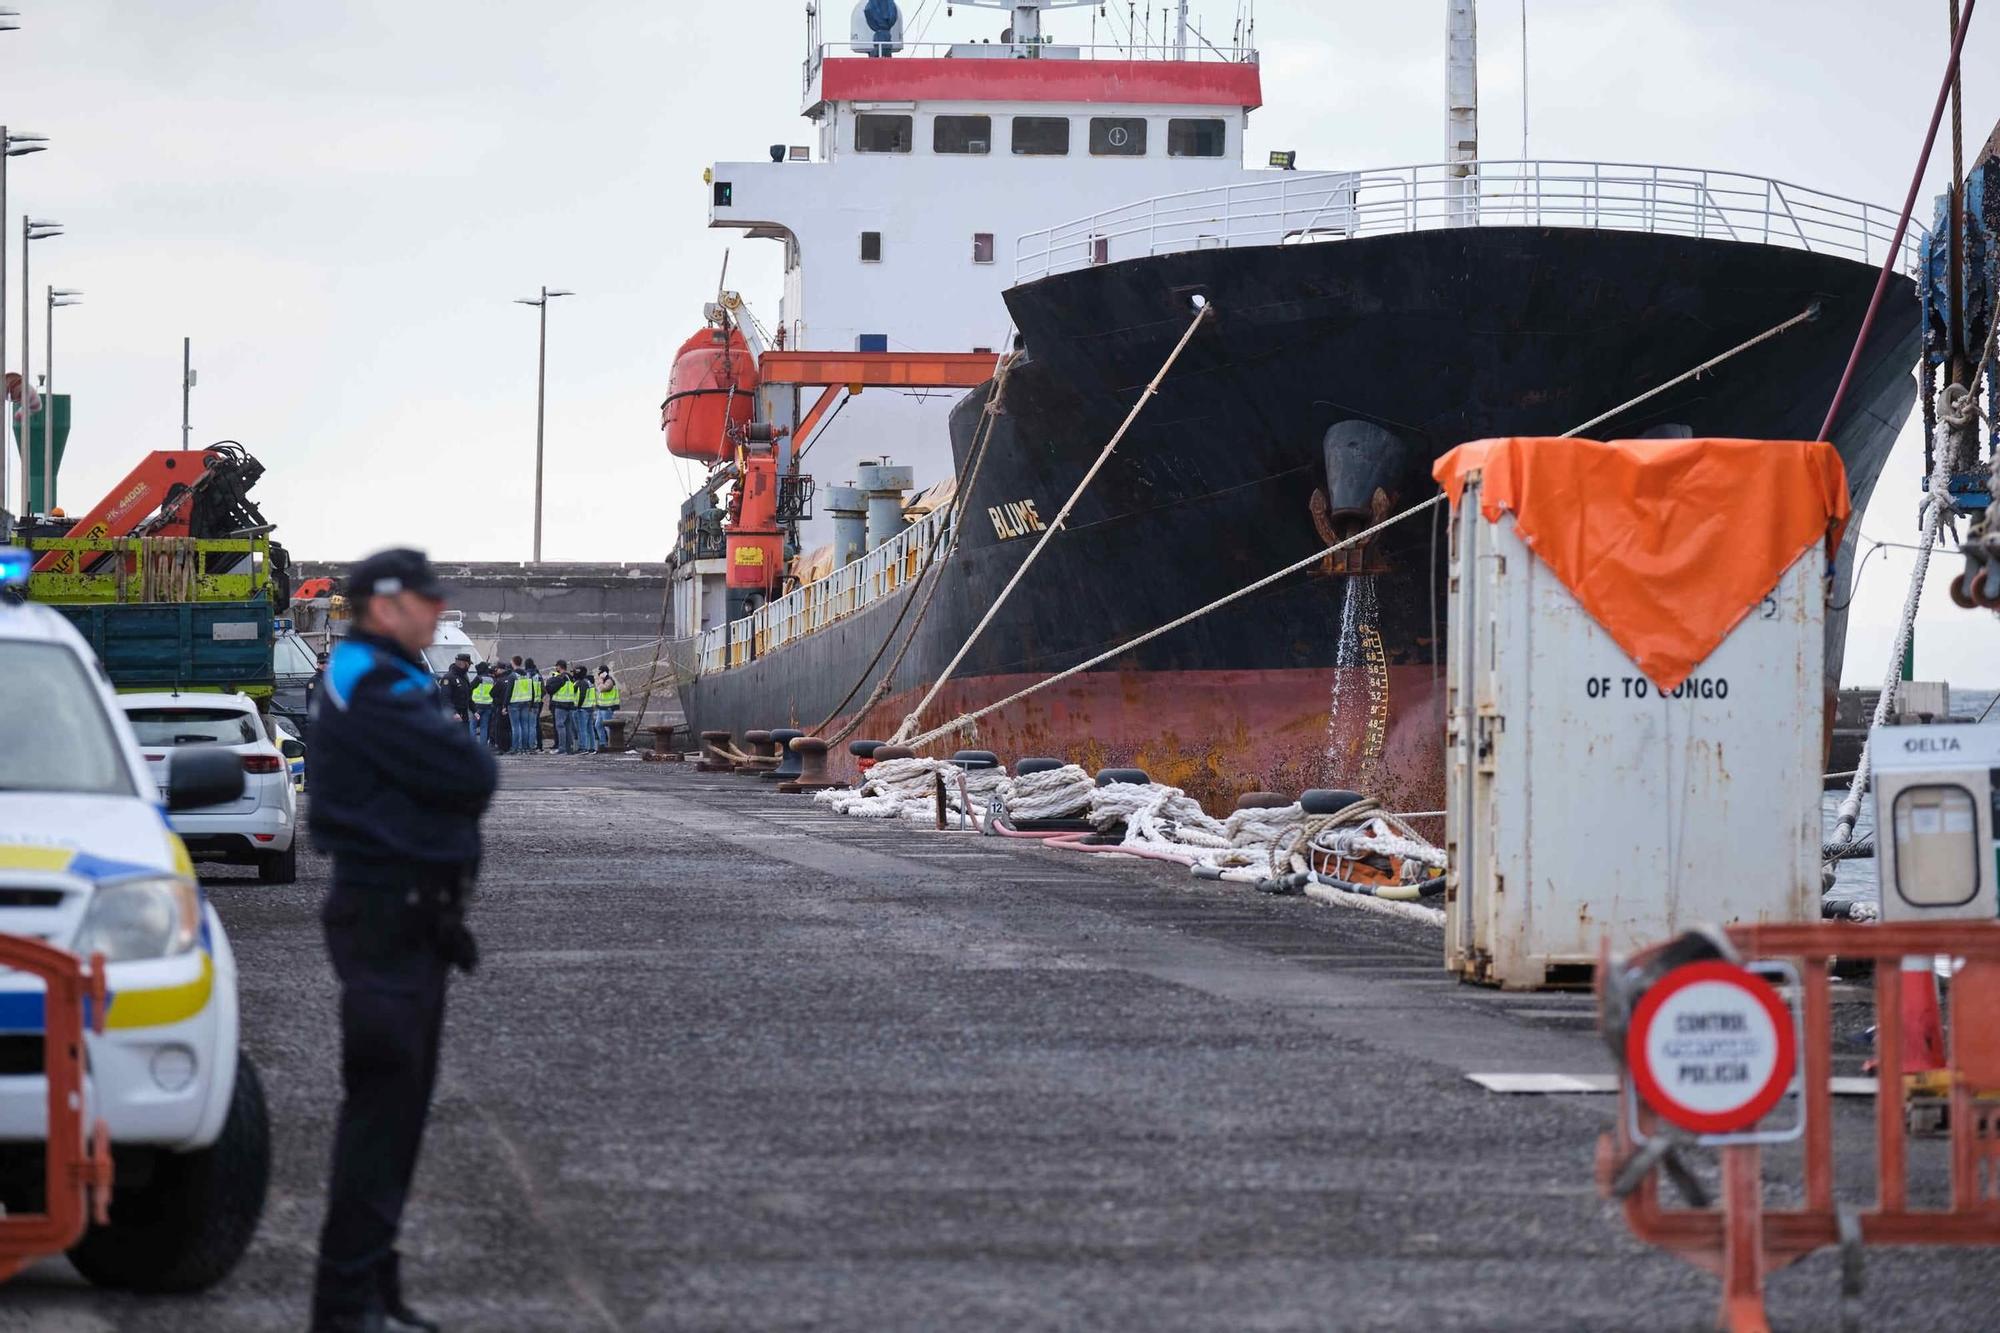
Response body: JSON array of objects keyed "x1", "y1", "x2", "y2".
[
  {"x1": 549, "y1": 661, "x2": 580, "y2": 753},
  {"x1": 470, "y1": 664, "x2": 495, "y2": 744},
  {"x1": 570, "y1": 665, "x2": 599, "y2": 752},
  {"x1": 594, "y1": 667, "x2": 620, "y2": 754},
  {"x1": 506, "y1": 663, "x2": 537, "y2": 753}
]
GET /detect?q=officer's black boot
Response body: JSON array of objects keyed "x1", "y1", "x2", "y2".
[
  {"x1": 381, "y1": 1252, "x2": 443, "y2": 1333},
  {"x1": 310, "y1": 1265, "x2": 386, "y2": 1333}
]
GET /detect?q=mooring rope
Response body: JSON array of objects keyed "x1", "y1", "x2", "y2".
[
  {"x1": 896, "y1": 303, "x2": 1828, "y2": 754},
  {"x1": 811, "y1": 347, "x2": 1020, "y2": 747},
  {"x1": 890, "y1": 300, "x2": 1215, "y2": 744}
]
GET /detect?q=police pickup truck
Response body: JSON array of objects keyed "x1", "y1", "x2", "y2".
[{"x1": 0, "y1": 547, "x2": 269, "y2": 1290}]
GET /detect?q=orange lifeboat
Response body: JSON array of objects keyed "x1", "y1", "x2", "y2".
[
  {"x1": 726, "y1": 452, "x2": 783, "y2": 592},
  {"x1": 662, "y1": 326, "x2": 758, "y2": 463}
]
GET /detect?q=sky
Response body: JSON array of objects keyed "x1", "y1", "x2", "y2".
[{"x1": 0, "y1": 0, "x2": 1994, "y2": 686}]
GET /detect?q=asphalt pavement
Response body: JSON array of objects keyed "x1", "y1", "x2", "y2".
[{"x1": 6, "y1": 756, "x2": 1998, "y2": 1330}]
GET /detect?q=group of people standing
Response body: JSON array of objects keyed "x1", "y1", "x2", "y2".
[{"x1": 444, "y1": 653, "x2": 621, "y2": 755}]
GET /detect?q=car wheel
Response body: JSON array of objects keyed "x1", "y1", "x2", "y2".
[
  {"x1": 256, "y1": 842, "x2": 297, "y2": 885},
  {"x1": 67, "y1": 1052, "x2": 271, "y2": 1293}
]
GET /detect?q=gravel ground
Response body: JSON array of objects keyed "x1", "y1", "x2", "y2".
[{"x1": 5, "y1": 755, "x2": 1997, "y2": 1330}]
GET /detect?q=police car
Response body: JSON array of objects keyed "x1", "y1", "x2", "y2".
[{"x1": 0, "y1": 548, "x2": 269, "y2": 1291}]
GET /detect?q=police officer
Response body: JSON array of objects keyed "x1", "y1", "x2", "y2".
[{"x1": 308, "y1": 549, "x2": 496, "y2": 1333}]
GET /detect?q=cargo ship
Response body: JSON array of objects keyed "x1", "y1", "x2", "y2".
[{"x1": 665, "y1": 1, "x2": 1920, "y2": 811}]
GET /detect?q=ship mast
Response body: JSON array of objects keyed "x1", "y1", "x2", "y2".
[
  {"x1": 1446, "y1": 0, "x2": 1479, "y2": 226},
  {"x1": 953, "y1": 1, "x2": 1104, "y2": 49}
]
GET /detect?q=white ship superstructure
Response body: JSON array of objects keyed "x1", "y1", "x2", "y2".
[{"x1": 699, "y1": 1, "x2": 1274, "y2": 553}]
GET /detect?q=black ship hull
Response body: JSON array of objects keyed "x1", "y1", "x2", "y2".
[{"x1": 682, "y1": 229, "x2": 1919, "y2": 811}]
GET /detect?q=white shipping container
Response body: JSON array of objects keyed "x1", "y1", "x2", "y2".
[{"x1": 1444, "y1": 472, "x2": 1824, "y2": 989}]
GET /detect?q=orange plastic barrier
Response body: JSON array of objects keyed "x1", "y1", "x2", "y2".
[
  {"x1": 0, "y1": 938, "x2": 112, "y2": 1284},
  {"x1": 1434, "y1": 437, "x2": 1851, "y2": 691},
  {"x1": 1597, "y1": 922, "x2": 2000, "y2": 1332}
]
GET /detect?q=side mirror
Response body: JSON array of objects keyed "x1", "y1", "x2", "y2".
[
  {"x1": 279, "y1": 739, "x2": 305, "y2": 759},
  {"x1": 166, "y1": 746, "x2": 246, "y2": 812}
]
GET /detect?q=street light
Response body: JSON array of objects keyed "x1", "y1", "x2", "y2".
[
  {"x1": 21, "y1": 217, "x2": 61, "y2": 515},
  {"x1": 0, "y1": 125, "x2": 48, "y2": 521},
  {"x1": 513, "y1": 286, "x2": 573, "y2": 562},
  {"x1": 41, "y1": 286, "x2": 79, "y2": 513}
]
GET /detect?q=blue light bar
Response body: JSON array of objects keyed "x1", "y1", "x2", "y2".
[{"x1": 0, "y1": 546, "x2": 29, "y2": 589}]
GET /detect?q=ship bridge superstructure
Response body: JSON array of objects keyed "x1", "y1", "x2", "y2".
[{"x1": 699, "y1": 2, "x2": 1274, "y2": 556}]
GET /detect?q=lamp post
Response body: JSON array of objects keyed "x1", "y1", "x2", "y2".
[
  {"x1": 21, "y1": 216, "x2": 60, "y2": 514},
  {"x1": 512, "y1": 286, "x2": 573, "y2": 562},
  {"x1": 0, "y1": 118, "x2": 48, "y2": 520},
  {"x1": 16, "y1": 215, "x2": 59, "y2": 519},
  {"x1": 42, "y1": 286, "x2": 78, "y2": 513}
]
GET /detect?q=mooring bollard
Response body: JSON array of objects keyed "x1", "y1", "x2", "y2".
[
  {"x1": 763, "y1": 728, "x2": 806, "y2": 782},
  {"x1": 779, "y1": 737, "x2": 846, "y2": 793},
  {"x1": 850, "y1": 739, "x2": 885, "y2": 775},
  {"x1": 1235, "y1": 791, "x2": 1292, "y2": 810},
  {"x1": 1095, "y1": 767, "x2": 1151, "y2": 787},
  {"x1": 697, "y1": 730, "x2": 735, "y2": 772},
  {"x1": 740, "y1": 730, "x2": 778, "y2": 773}
]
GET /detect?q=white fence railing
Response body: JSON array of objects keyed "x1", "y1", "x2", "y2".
[
  {"x1": 696, "y1": 504, "x2": 956, "y2": 676},
  {"x1": 1015, "y1": 160, "x2": 1926, "y2": 284},
  {"x1": 806, "y1": 40, "x2": 1258, "y2": 94}
]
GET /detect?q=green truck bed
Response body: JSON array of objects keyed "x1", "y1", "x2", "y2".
[{"x1": 17, "y1": 535, "x2": 278, "y2": 696}]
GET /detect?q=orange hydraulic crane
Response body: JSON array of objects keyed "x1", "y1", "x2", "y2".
[{"x1": 31, "y1": 444, "x2": 271, "y2": 576}]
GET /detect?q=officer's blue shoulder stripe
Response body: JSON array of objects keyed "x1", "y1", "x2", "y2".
[{"x1": 324, "y1": 641, "x2": 378, "y2": 710}]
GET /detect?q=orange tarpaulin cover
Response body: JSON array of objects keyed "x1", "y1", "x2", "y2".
[{"x1": 1433, "y1": 437, "x2": 1851, "y2": 692}]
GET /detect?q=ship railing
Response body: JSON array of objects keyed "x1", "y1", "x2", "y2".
[
  {"x1": 1015, "y1": 159, "x2": 1927, "y2": 283},
  {"x1": 700, "y1": 504, "x2": 956, "y2": 675},
  {"x1": 805, "y1": 39, "x2": 1259, "y2": 96}
]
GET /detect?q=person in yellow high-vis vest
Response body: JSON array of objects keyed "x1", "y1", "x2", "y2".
[
  {"x1": 469, "y1": 664, "x2": 495, "y2": 745},
  {"x1": 549, "y1": 661, "x2": 581, "y2": 754},
  {"x1": 594, "y1": 668, "x2": 621, "y2": 754},
  {"x1": 579, "y1": 674, "x2": 603, "y2": 753},
  {"x1": 519, "y1": 658, "x2": 544, "y2": 752}
]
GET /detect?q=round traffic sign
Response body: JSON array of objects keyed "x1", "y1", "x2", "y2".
[{"x1": 1626, "y1": 960, "x2": 1796, "y2": 1134}]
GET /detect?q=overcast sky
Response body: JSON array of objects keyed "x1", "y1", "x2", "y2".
[{"x1": 1, "y1": 0, "x2": 1994, "y2": 685}]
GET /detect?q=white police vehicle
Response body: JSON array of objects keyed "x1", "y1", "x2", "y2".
[{"x1": 0, "y1": 547, "x2": 269, "y2": 1291}]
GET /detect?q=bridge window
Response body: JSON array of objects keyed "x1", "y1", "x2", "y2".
[
  {"x1": 934, "y1": 115, "x2": 992, "y2": 155},
  {"x1": 1011, "y1": 116, "x2": 1071, "y2": 157},
  {"x1": 972, "y1": 233, "x2": 995, "y2": 264},
  {"x1": 1089, "y1": 117, "x2": 1148, "y2": 157},
  {"x1": 855, "y1": 113, "x2": 913, "y2": 154},
  {"x1": 860, "y1": 231, "x2": 882, "y2": 263},
  {"x1": 1168, "y1": 118, "x2": 1227, "y2": 158}
]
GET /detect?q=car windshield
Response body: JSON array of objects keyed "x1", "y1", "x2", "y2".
[
  {"x1": 124, "y1": 707, "x2": 262, "y2": 747},
  {"x1": 273, "y1": 632, "x2": 320, "y2": 678},
  {"x1": 0, "y1": 640, "x2": 136, "y2": 796},
  {"x1": 421, "y1": 643, "x2": 461, "y2": 674}
]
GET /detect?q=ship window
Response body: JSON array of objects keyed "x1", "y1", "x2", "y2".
[
  {"x1": 855, "y1": 113, "x2": 913, "y2": 154},
  {"x1": 934, "y1": 115, "x2": 992, "y2": 155},
  {"x1": 972, "y1": 233, "x2": 995, "y2": 264},
  {"x1": 1168, "y1": 117, "x2": 1227, "y2": 157},
  {"x1": 1089, "y1": 117, "x2": 1148, "y2": 157},
  {"x1": 1011, "y1": 116, "x2": 1071, "y2": 156},
  {"x1": 860, "y1": 231, "x2": 883, "y2": 262}
]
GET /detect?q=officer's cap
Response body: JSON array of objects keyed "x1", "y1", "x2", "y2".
[{"x1": 346, "y1": 548, "x2": 447, "y2": 603}]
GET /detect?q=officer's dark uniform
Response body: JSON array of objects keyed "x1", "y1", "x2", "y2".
[{"x1": 308, "y1": 551, "x2": 497, "y2": 1332}]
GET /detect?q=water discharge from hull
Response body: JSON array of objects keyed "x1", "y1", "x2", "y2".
[{"x1": 1323, "y1": 575, "x2": 1388, "y2": 792}]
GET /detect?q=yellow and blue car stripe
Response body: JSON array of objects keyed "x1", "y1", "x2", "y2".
[{"x1": 0, "y1": 841, "x2": 215, "y2": 1035}]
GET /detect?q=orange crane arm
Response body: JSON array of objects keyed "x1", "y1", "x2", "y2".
[{"x1": 31, "y1": 450, "x2": 217, "y2": 575}]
